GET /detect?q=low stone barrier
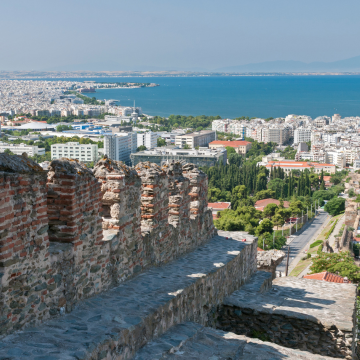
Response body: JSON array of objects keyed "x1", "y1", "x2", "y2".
[
  {"x1": 216, "y1": 277, "x2": 356, "y2": 359},
  {"x1": 0, "y1": 231, "x2": 257, "y2": 360}
]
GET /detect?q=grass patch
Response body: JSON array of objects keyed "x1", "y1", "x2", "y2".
[
  {"x1": 310, "y1": 240, "x2": 323, "y2": 248},
  {"x1": 290, "y1": 257, "x2": 313, "y2": 277}
]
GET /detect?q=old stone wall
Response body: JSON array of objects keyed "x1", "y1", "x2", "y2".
[
  {"x1": 345, "y1": 200, "x2": 358, "y2": 227},
  {"x1": 216, "y1": 276, "x2": 356, "y2": 359},
  {"x1": 0, "y1": 155, "x2": 216, "y2": 337},
  {"x1": 0, "y1": 154, "x2": 51, "y2": 336}
]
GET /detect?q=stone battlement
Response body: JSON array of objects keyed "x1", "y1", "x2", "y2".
[{"x1": 0, "y1": 154, "x2": 216, "y2": 337}]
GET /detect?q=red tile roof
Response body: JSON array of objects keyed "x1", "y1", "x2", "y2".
[
  {"x1": 208, "y1": 202, "x2": 231, "y2": 210},
  {"x1": 209, "y1": 140, "x2": 251, "y2": 147},
  {"x1": 254, "y1": 198, "x2": 290, "y2": 211},
  {"x1": 257, "y1": 247, "x2": 264, "y2": 251},
  {"x1": 267, "y1": 161, "x2": 335, "y2": 169},
  {"x1": 303, "y1": 271, "x2": 350, "y2": 283}
]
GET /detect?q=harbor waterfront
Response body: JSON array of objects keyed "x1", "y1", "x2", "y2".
[{"x1": 28, "y1": 75, "x2": 360, "y2": 118}]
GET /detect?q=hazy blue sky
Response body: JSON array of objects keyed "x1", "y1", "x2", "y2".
[{"x1": 1, "y1": 0, "x2": 359, "y2": 71}]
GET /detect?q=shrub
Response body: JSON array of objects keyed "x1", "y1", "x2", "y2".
[
  {"x1": 310, "y1": 239, "x2": 323, "y2": 248},
  {"x1": 324, "y1": 219, "x2": 338, "y2": 240},
  {"x1": 307, "y1": 252, "x2": 311, "y2": 259},
  {"x1": 317, "y1": 244, "x2": 323, "y2": 255}
]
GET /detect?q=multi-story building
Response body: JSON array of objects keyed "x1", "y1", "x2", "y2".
[
  {"x1": 137, "y1": 131, "x2": 158, "y2": 149},
  {"x1": 294, "y1": 128, "x2": 312, "y2": 144},
  {"x1": 175, "y1": 130, "x2": 215, "y2": 149},
  {"x1": 261, "y1": 127, "x2": 290, "y2": 145},
  {"x1": 313, "y1": 116, "x2": 330, "y2": 128},
  {"x1": 51, "y1": 142, "x2": 98, "y2": 163},
  {"x1": 325, "y1": 151, "x2": 346, "y2": 168},
  {"x1": 209, "y1": 140, "x2": 252, "y2": 155},
  {"x1": 0, "y1": 142, "x2": 45, "y2": 157},
  {"x1": 104, "y1": 133, "x2": 137, "y2": 165},
  {"x1": 266, "y1": 161, "x2": 336, "y2": 174},
  {"x1": 130, "y1": 147, "x2": 227, "y2": 167}
]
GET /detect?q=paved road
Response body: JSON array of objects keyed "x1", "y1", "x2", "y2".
[{"x1": 277, "y1": 211, "x2": 329, "y2": 274}]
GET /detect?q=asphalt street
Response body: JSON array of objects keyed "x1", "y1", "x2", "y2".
[{"x1": 277, "y1": 211, "x2": 329, "y2": 274}]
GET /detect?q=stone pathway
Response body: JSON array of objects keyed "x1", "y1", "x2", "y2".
[
  {"x1": 135, "y1": 322, "x2": 343, "y2": 360},
  {"x1": 0, "y1": 231, "x2": 256, "y2": 360}
]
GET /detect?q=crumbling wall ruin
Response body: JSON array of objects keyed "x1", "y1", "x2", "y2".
[{"x1": 0, "y1": 154, "x2": 216, "y2": 337}]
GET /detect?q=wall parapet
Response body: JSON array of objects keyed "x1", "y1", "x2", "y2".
[{"x1": 0, "y1": 155, "x2": 216, "y2": 337}]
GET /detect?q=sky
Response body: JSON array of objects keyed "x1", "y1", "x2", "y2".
[{"x1": 1, "y1": 0, "x2": 360, "y2": 71}]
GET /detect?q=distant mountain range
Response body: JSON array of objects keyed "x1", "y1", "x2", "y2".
[{"x1": 216, "y1": 56, "x2": 360, "y2": 73}]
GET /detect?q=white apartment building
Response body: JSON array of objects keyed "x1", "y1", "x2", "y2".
[
  {"x1": 294, "y1": 128, "x2": 312, "y2": 144},
  {"x1": 322, "y1": 134, "x2": 340, "y2": 145},
  {"x1": 104, "y1": 133, "x2": 137, "y2": 165},
  {"x1": 175, "y1": 130, "x2": 215, "y2": 148},
  {"x1": 261, "y1": 127, "x2": 290, "y2": 145},
  {"x1": 137, "y1": 131, "x2": 158, "y2": 149},
  {"x1": 0, "y1": 143, "x2": 45, "y2": 156},
  {"x1": 325, "y1": 151, "x2": 346, "y2": 168},
  {"x1": 51, "y1": 142, "x2": 98, "y2": 163}
]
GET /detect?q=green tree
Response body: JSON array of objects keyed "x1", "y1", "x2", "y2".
[
  {"x1": 3, "y1": 149, "x2": 15, "y2": 155},
  {"x1": 310, "y1": 252, "x2": 360, "y2": 283},
  {"x1": 157, "y1": 137, "x2": 167, "y2": 147},
  {"x1": 348, "y1": 188, "x2": 355, "y2": 198},
  {"x1": 263, "y1": 203, "x2": 278, "y2": 219},
  {"x1": 183, "y1": 144, "x2": 190, "y2": 149},
  {"x1": 256, "y1": 218, "x2": 274, "y2": 236},
  {"x1": 56, "y1": 125, "x2": 73, "y2": 132},
  {"x1": 254, "y1": 189, "x2": 275, "y2": 201},
  {"x1": 225, "y1": 146, "x2": 236, "y2": 155},
  {"x1": 324, "y1": 197, "x2": 345, "y2": 216},
  {"x1": 137, "y1": 145, "x2": 147, "y2": 152},
  {"x1": 272, "y1": 213, "x2": 285, "y2": 229},
  {"x1": 320, "y1": 180, "x2": 325, "y2": 190}
]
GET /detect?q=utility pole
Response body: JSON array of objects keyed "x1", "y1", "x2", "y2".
[
  {"x1": 273, "y1": 231, "x2": 275, "y2": 248},
  {"x1": 285, "y1": 245, "x2": 290, "y2": 276},
  {"x1": 289, "y1": 218, "x2": 292, "y2": 235}
]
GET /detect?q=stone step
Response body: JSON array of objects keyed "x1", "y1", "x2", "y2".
[
  {"x1": 0, "y1": 231, "x2": 256, "y2": 360},
  {"x1": 134, "y1": 322, "x2": 343, "y2": 360},
  {"x1": 216, "y1": 276, "x2": 356, "y2": 359}
]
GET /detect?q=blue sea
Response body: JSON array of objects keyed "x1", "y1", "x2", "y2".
[{"x1": 36, "y1": 76, "x2": 360, "y2": 118}]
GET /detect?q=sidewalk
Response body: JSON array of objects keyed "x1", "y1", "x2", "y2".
[{"x1": 327, "y1": 214, "x2": 344, "y2": 249}]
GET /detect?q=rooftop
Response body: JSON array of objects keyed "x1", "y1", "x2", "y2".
[
  {"x1": 303, "y1": 271, "x2": 351, "y2": 284},
  {"x1": 209, "y1": 140, "x2": 252, "y2": 147},
  {"x1": 267, "y1": 161, "x2": 335, "y2": 168},
  {"x1": 254, "y1": 198, "x2": 290, "y2": 210},
  {"x1": 208, "y1": 202, "x2": 231, "y2": 210}
]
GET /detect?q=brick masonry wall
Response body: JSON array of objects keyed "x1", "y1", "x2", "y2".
[
  {"x1": 0, "y1": 155, "x2": 217, "y2": 338},
  {"x1": 0, "y1": 155, "x2": 51, "y2": 336}
]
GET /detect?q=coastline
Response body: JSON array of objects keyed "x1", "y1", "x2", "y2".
[{"x1": 2, "y1": 72, "x2": 360, "y2": 80}]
